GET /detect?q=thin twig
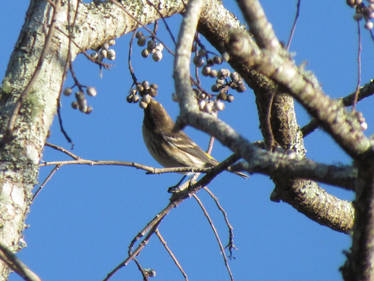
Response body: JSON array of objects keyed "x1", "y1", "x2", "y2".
[
  {"x1": 286, "y1": 0, "x2": 301, "y2": 50},
  {"x1": 104, "y1": 154, "x2": 242, "y2": 280},
  {"x1": 69, "y1": 63, "x2": 84, "y2": 92},
  {"x1": 112, "y1": 0, "x2": 205, "y2": 102},
  {"x1": 203, "y1": 186, "x2": 236, "y2": 258},
  {"x1": 57, "y1": 106, "x2": 73, "y2": 145},
  {"x1": 152, "y1": 20, "x2": 159, "y2": 40},
  {"x1": 155, "y1": 229, "x2": 189, "y2": 281},
  {"x1": 341, "y1": 80, "x2": 374, "y2": 106},
  {"x1": 40, "y1": 159, "x2": 221, "y2": 175},
  {"x1": 352, "y1": 20, "x2": 362, "y2": 111},
  {"x1": 53, "y1": 26, "x2": 111, "y2": 69},
  {"x1": 32, "y1": 165, "x2": 61, "y2": 201},
  {"x1": 56, "y1": 0, "x2": 78, "y2": 145},
  {"x1": 133, "y1": 259, "x2": 148, "y2": 281},
  {"x1": 370, "y1": 29, "x2": 374, "y2": 42},
  {"x1": 174, "y1": 154, "x2": 242, "y2": 197},
  {"x1": 44, "y1": 142, "x2": 80, "y2": 160},
  {"x1": 146, "y1": 0, "x2": 176, "y2": 45},
  {"x1": 192, "y1": 194, "x2": 234, "y2": 281},
  {"x1": 128, "y1": 31, "x2": 138, "y2": 84},
  {"x1": 206, "y1": 136, "x2": 215, "y2": 155},
  {"x1": 109, "y1": 0, "x2": 174, "y2": 56},
  {"x1": 55, "y1": 0, "x2": 81, "y2": 145},
  {"x1": 206, "y1": 110, "x2": 216, "y2": 155},
  {"x1": 103, "y1": 217, "x2": 165, "y2": 281},
  {"x1": 301, "y1": 79, "x2": 374, "y2": 137}
]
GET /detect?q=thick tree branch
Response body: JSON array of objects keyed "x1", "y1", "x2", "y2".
[
  {"x1": 302, "y1": 80, "x2": 374, "y2": 137},
  {"x1": 72, "y1": 0, "x2": 185, "y2": 52},
  {"x1": 236, "y1": 0, "x2": 281, "y2": 51},
  {"x1": 0, "y1": 243, "x2": 41, "y2": 281},
  {"x1": 238, "y1": 154, "x2": 356, "y2": 191},
  {"x1": 227, "y1": 31, "x2": 372, "y2": 160},
  {"x1": 173, "y1": 0, "x2": 355, "y2": 232},
  {"x1": 342, "y1": 163, "x2": 374, "y2": 280},
  {"x1": 0, "y1": 1, "x2": 186, "y2": 279},
  {"x1": 174, "y1": 0, "x2": 204, "y2": 118}
]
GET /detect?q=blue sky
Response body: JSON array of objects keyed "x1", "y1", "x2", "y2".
[{"x1": 2, "y1": 1, "x2": 374, "y2": 281}]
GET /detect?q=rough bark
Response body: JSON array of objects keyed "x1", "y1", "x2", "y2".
[
  {"x1": 0, "y1": 0, "x2": 185, "y2": 278},
  {"x1": 0, "y1": 0, "x2": 369, "y2": 279},
  {"x1": 0, "y1": 1, "x2": 64, "y2": 278},
  {"x1": 197, "y1": 0, "x2": 354, "y2": 232}
]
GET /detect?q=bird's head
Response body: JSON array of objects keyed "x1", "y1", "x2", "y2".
[{"x1": 143, "y1": 98, "x2": 175, "y2": 132}]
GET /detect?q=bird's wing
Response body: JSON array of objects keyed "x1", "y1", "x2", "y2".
[{"x1": 162, "y1": 131, "x2": 218, "y2": 168}]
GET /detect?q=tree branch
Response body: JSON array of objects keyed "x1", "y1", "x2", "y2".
[
  {"x1": 174, "y1": 0, "x2": 355, "y2": 232},
  {"x1": 235, "y1": 0, "x2": 281, "y2": 51},
  {"x1": 302, "y1": 80, "x2": 374, "y2": 137},
  {"x1": 237, "y1": 153, "x2": 356, "y2": 190},
  {"x1": 227, "y1": 30, "x2": 371, "y2": 160},
  {"x1": 0, "y1": 243, "x2": 41, "y2": 281}
]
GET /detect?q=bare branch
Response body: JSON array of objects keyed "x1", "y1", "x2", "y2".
[
  {"x1": 146, "y1": 0, "x2": 177, "y2": 45},
  {"x1": 302, "y1": 79, "x2": 374, "y2": 137},
  {"x1": 155, "y1": 229, "x2": 189, "y2": 281},
  {"x1": 352, "y1": 20, "x2": 362, "y2": 111},
  {"x1": 341, "y1": 80, "x2": 374, "y2": 107},
  {"x1": 193, "y1": 194, "x2": 234, "y2": 281},
  {"x1": 203, "y1": 187, "x2": 236, "y2": 257},
  {"x1": 104, "y1": 153, "x2": 241, "y2": 280},
  {"x1": 227, "y1": 30, "x2": 372, "y2": 160},
  {"x1": 45, "y1": 142, "x2": 81, "y2": 160},
  {"x1": 40, "y1": 159, "x2": 228, "y2": 175},
  {"x1": 104, "y1": 219, "x2": 163, "y2": 281},
  {"x1": 173, "y1": 0, "x2": 355, "y2": 233},
  {"x1": 235, "y1": 0, "x2": 281, "y2": 51},
  {"x1": 174, "y1": 0, "x2": 204, "y2": 120},
  {"x1": 109, "y1": 0, "x2": 175, "y2": 56},
  {"x1": 32, "y1": 165, "x2": 61, "y2": 201},
  {"x1": 341, "y1": 165, "x2": 374, "y2": 280},
  {"x1": 0, "y1": 243, "x2": 41, "y2": 281},
  {"x1": 133, "y1": 259, "x2": 148, "y2": 281},
  {"x1": 236, "y1": 152, "x2": 356, "y2": 191},
  {"x1": 286, "y1": 0, "x2": 301, "y2": 50}
]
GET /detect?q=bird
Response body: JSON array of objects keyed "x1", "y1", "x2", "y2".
[{"x1": 142, "y1": 98, "x2": 248, "y2": 178}]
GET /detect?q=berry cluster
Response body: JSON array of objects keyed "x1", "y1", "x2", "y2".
[
  {"x1": 136, "y1": 31, "x2": 164, "y2": 62},
  {"x1": 195, "y1": 89, "x2": 226, "y2": 113},
  {"x1": 189, "y1": 48, "x2": 246, "y2": 113},
  {"x1": 126, "y1": 80, "x2": 159, "y2": 109},
  {"x1": 63, "y1": 86, "x2": 97, "y2": 114},
  {"x1": 129, "y1": 31, "x2": 247, "y2": 115},
  {"x1": 90, "y1": 39, "x2": 116, "y2": 62},
  {"x1": 347, "y1": 0, "x2": 374, "y2": 29}
]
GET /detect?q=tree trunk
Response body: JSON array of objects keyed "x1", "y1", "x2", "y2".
[{"x1": 0, "y1": 1, "x2": 69, "y2": 278}]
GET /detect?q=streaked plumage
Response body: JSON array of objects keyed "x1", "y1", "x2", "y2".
[{"x1": 142, "y1": 99, "x2": 247, "y2": 178}]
